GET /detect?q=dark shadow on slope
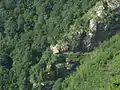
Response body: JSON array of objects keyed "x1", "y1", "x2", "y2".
[
  {"x1": 41, "y1": 55, "x2": 80, "y2": 90},
  {"x1": 41, "y1": 7, "x2": 120, "y2": 90},
  {"x1": 0, "y1": 54, "x2": 13, "y2": 70},
  {"x1": 88, "y1": 7, "x2": 120, "y2": 52}
]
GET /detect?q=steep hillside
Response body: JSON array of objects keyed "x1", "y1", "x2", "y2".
[
  {"x1": 0, "y1": 0, "x2": 120, "y2": 90},
  {"x1": 61, "y1": 34, "x2": 120, "y2": 90}
]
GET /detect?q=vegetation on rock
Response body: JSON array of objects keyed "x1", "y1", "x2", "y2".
[{"x1": 0, "y1": 0, "x2": 120, "y2": 90}]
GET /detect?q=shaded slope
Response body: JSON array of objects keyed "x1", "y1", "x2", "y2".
[{"x1": 61, "y1": 33, "x2": 120, "y2": 90}]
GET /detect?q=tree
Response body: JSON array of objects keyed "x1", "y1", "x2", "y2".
[
  {"x1": 4, "y1": 17, "x2": 17, "y2": 37},
  {"x1": 0, "y1": 66, "x2": 11, "y2": 90},
  {"x1": 5, "y1": 0, "x2": 16, "y2": 10},
  {"x1": 17, "y1": 15, "x2": 25, "y2": 33},
  {"x1": 52, "y1": 78, "x2": 62, "y2": 90}
]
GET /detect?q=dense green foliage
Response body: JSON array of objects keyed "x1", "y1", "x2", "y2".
[
  {"x1": 61, "y1": 34, "x2": 120, "y2": 90},
  {"x1": 0, "y1": 0, "x2": 120, "y2": 90}
]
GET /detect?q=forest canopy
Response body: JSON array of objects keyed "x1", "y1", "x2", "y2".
[{"x1": 0, "y1": 0, "x2": 120, "y2": 90}]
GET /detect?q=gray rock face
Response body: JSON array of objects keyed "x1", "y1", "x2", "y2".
[
  {"x1": 50, "y1": 45, "x2": 60, "y2": 54},
  {"x1": 50, "y1": 0, "x2": 120, "y2": 54},
  {"x1": 88, "y1": 21, "x2": 107, "y2": 50},
  {"x1": 89, "y1": 19, "x2": 97, "y2": 33},
  {"x1": 105, "y1": 0, "x2": 120, "y2": 10},
  {"x1": 115, "y1": 7, "x2": 120, "y2": 15}
]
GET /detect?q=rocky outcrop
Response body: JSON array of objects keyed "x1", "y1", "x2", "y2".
[
  {"x1": 89, "y1": 19, "x2": 97, "y2": 32},
  {"x1": 50, "y1": 42, "x2": 69, "y2": 54},
  {"x1": 50, "y1": 0, "x2": 120, "y2": 54},
  {"x1": 105, "y1": 0, "x2": 120, "y2": 10},
  {"x1": 50, "y1": 44, "x2": 60, "y2": 54}
]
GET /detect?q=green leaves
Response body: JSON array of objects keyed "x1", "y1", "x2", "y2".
[
  {"x1": 61, "y1": 34, "x2": 120, "y2": 90},
  {"x1": 52, "y1": 78, "x2": 62, "y2": 90},
  {"x1": 1, "y1": 0, "x2": 118, "y2": 90},
  {"x1": 5, "y1": 0, "x2": 16, "y2": 10},
  {"x1": 4, "y1": 17, "x2": 17, "y2": 37},
  {"x1": 17, "y1": 15, "x2": 25, "y2": 33},
  {"x1": 0, "y1": 67, "x2": 10, "y2": 90}
]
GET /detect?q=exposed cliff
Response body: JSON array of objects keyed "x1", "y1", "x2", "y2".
[{"x1": 51, "y1": 0, "x2": 120, "y2": 54}]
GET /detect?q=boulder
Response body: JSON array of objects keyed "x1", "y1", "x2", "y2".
[
  {"x1": 50, "y1": 44, "x2": 60, "y2": 54},
  {"x1": 105, "y1": 0, "x2": 120, "y2": 10},
  {"x1": 96, "y1": 2, "x2": 105, "y2": 18},
  {"x1": 89, "y1": 19, "x2": 97, "y2": 32}
]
